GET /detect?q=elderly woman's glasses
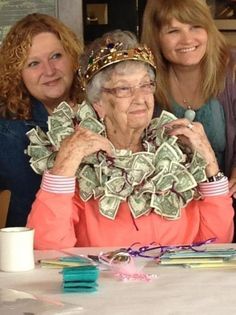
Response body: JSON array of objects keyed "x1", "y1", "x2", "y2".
[{"x1": 101, "y1": 81, "x2": 156, "y2": 98}]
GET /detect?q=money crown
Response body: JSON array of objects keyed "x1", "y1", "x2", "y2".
[{"x1": 78, "y1": 41, "x2": 156, "y2": 89}]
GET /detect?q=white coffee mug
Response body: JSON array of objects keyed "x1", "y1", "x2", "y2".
[{"x1": 0, "y1": 227, "x2": 35, "y2": 272}]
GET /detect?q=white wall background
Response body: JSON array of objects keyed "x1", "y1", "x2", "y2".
[{"x1": 58, "y1": 0, "x2": 83, "y2": 43}]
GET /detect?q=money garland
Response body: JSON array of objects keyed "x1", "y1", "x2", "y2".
[{"x1": 26, "y1": 101, "x2": 207, "y2": 220}]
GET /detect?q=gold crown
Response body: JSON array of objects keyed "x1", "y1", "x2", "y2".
[{"x1": 78, "y1": 41, "x2": 156, "y2": 89}]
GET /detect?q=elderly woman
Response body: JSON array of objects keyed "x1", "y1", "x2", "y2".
[
  {"x1": 27, "y1": 30, "x2": 233, "y2": 249},
  {"x1": 0, "y1": 13, "x2": 83, "y2": 226}
]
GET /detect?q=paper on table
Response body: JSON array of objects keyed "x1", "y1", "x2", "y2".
[
  {"x1": 0, "y1": 288, "x2": 83, "y2": 315},
  {"x1": 40, "y1": 255, "x2": 97, "y2": 269},
  {"x1": 159, "y1": 258, "x2": 225, "y2": 265}
]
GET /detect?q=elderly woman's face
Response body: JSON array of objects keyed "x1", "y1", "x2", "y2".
[
  {"x1": 22, "y1": 32, "x2": 74, "y2": 108},
  {"x1": 94, "y1": 66, "x2": 155, "y2": 133}
]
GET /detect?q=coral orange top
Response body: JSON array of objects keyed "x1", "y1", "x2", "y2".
[{"x1": 27, "y1": 173, "x2": 234, "y2": 249}]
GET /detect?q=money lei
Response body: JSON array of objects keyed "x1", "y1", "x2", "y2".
[{"x1": 26, "y1": 101, "x2": 207, "y2": 220}]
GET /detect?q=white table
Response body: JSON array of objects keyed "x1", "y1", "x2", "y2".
[{"x1": 1, "y1": 245, "x2": 236, "y2": 315}]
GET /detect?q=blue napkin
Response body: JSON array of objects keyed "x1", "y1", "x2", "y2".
[{"x1": 61, "y1": 265, "x2": 99, "y2": 293}]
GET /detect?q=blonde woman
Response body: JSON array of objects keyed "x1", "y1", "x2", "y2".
[{"x1": 142, "y1": 0, "x2": 236, "y2": 196}]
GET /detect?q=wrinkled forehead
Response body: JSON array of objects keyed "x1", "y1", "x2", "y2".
[{"x1": 106, "y1": 61, "x2": 155, "y2": 84}]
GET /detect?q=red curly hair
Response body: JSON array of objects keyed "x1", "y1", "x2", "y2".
[{"x1": 0, "y1": 13, "x2": 83, "y2": 119}]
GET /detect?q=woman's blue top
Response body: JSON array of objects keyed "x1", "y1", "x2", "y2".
[
  {"x1": 0, "y1": 100, "x2": 49, "y2": 226},
  {"x1": 172, "y1": 98, "x2": 226, "y2": 171}
]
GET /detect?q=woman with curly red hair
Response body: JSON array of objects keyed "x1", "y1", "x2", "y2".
[{"x1": 0, "y1": 13, "x2": 83, "y2": 226}]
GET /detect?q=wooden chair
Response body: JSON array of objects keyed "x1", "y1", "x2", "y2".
[{"x1": 0, "y1": 190, "x2": 11, "y2": 228}]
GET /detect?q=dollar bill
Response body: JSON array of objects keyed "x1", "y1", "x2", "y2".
[
  {"x1": 174, "y1": 170, "x2": 197, "y2": 193},
  {"x1": 48, "y1": 116, "x2": 73, "y2": 130},
  {"x1": 151, "y1": 192, "x2": 180, "y2": 219},
  {"x1": 127, "y1": 169, "x2": 146, "y2": 185},
  {"x1": 30, "y1": 155, "x2": 49, "y2": 174},
  {"x1": 93, "y1": 186, "x2": 104, "y2": 199},
  {"x1": 169, "y1": 161, "x2": 186, "y2": 173},
  {"x1": 26, "y1": 128, "x2": 49, "y2": 145},
  {"x1": 181, "y1": 189, "x2": 194, "y2": 206},
  {"x1": 46, "y1": 152, "x2": 57, "y2": 170},
  {"x1": 99, "y1": 195, "x2": 120, "y2": 219},
  {"x1": 79, "y1": 177, "x2": 95, "y2": 202},
  {"x1": 35, "y1": 126, "x2": 50, "y2": 144},
  {"x1": 155, "y1": 173, "x2": 179, "y2": 192},
  {"x1": 158, "y1": 110, "x2": 177, "y2": 127},
  {"x1": 79, "y1": 116, "x2": 105, "y2": 134},
  {"x1": 27, "y1": 145, "x2": 51, "y2": 160},
  {"x1": 137, "y1": 180, "x2": 155, "y2": 197},
  {"x1": 77, "y1": 100, "x2": 97, "y2": 120},
  {"x1": 189, "y1": 151, "x2": 207, "y2": 173},
  {"x1": 80, "y1": 165, "x2": 99, "y2": 186},
  {"x1": 105, "y1": 176, "x2": 133, "y2": 199},
  {"x1": 132, "y1": 152, "x2": 155, "y2": 177},
  {"x1": 55, "y1": 101, "x2": 74, "y2": 118},
  {"x1": 192, "y1": 167, "x2": 207, "y2": 183},
  {"x1": 128, "y1": 194, "x2": 150, "y2": 218},
  {"x1": 155, "y1": 142, "x2": 182, "y2": 167}
]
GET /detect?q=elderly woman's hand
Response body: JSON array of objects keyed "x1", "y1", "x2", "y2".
[
  {"x1": 165, "y1": 118, "x2": 219, "y2": 177},
  {"x1": 50, "y1": 126, "x2": 113, "y2": 177}
]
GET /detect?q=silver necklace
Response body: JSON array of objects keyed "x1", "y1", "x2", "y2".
[{"x1": 172, "y1": 69, "x2": 197, "y2": 122}]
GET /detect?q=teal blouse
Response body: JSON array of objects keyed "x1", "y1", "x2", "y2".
[{"x1": 172, "y1": 98, "x2": 226, "y2": 171}]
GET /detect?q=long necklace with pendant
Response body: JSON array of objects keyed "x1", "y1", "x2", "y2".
[
  {"x1": 183, "y1": 101, "x2": 196, "y2": 122},
  {"x1": 172, "y1": 69, "x2": 197, "y2": 122}
]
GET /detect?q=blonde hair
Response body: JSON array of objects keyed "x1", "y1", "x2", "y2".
[
  {"x1": 141, "y1": 0, "x2": 231, "y2": 110},
  {"x1": 0, "y1": 13, "x2": 83, "y2": 119}
]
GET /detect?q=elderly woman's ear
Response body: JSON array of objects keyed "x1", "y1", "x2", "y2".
[{"x1": 93, "y1": 100, "x2": 105, "y2": 119}]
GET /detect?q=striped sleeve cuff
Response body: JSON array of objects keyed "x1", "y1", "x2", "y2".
[
  {"x1": 41, "y1": 171, "x2": 76, "y2": 194},
  {"x1": 199, "y1": 176, "x2": 229, "y2": 196}
]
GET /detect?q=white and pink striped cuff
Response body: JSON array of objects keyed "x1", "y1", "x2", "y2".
[
  {"x1": 41, "y1": 172, "x2": 229, "y2": 197},
  {"x1": 41, "y1": 171, "x2": 76, "y2": 194},
  {"x1": 199, "y1": 176, "x2": 229, "y2": 196}
]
